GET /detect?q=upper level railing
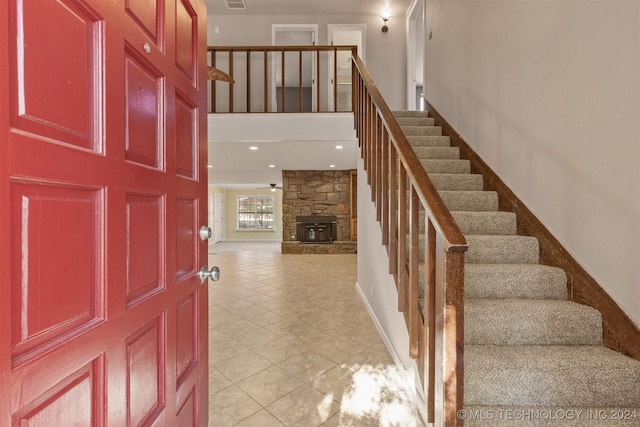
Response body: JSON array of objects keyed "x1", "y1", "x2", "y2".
[
  {"x1": 352, "y1": 54, "x2": 468, "y2": 426},
  {"x1": 207, "y1": 45, "x2": 357, "y2": 113}
]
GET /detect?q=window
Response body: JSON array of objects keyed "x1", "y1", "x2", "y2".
[{"x1": 236, "y1": 196, "x2": 275, "y2": 230}]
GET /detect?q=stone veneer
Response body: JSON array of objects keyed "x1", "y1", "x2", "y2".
[
  {"x1": 281, "y1": 170, "x2": 356, "y2": 254},
  {"x1": 281, "y1": 241, "x2": 357, "y2": 254}
]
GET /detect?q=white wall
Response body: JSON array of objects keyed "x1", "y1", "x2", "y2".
[
  {"x1": 356, "y1": 159, "x2": 413, "y2": 370},
  {"x1": 207, "y1": 14, "x2": 407, "y2": 110},
  {"x1": 424, "y1": 0, "x2": 640, "y2": 326}
]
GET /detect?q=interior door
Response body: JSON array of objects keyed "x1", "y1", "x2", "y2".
[
  {"x1": 328, "y1": 24, "x2": 365, "y2": 112},
  {"x1": 214, "y1": 193, "x2": 224, "y2": 243},
  {"x1": 272, "y1": 25, "x2": 317, "y2": 112},
  {"x1": 0, "y1": 0, "x2": 210, "y2": 425},
  {"x1": 407, "y1": 0, "x2": 425, "y2": 110}
]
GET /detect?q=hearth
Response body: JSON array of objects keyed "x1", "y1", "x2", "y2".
[{"x1": 296, "y1": 215, "x2": 337, "y2": 243}]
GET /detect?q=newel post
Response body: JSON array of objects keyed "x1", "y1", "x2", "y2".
[{"x1": 443, "y1": 250, "x2": 465, "y2": 426}]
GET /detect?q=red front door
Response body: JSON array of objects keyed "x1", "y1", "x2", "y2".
[{"x1": 0, "y1": 0, "x2": 210, "y2": 425}]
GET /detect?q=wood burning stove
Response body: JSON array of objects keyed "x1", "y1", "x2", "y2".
[{"x1": 296, "y1": 215, "x2": 338, "y2": 243}]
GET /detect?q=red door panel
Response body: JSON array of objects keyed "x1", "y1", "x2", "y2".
[
  {"x1": 175, "y1": 0, "x2": 197, "y2": 82},
  {"x1": 126, "y1": 192, "x2": 164, "y2": 307},
  {"x1": 10, "y1": 182, "x2": 104, "y2": 365},
  {"x1": 15, "y1": 357, "x2": 105, "y2": 427},
  {"x1": 0, "y1": 0, "x2": 209, "y2": 425},
  {"x1": 175, "y1": 292, "x2": 197, "y2": 387},
  {"x1": 124, "y1": 49, "x2": 163, "y2": 169},
  {"x1": 176, "y1": 389, "x2": 197, "y2": 426},
  {"x1": 125, "y1": 316, "x2": 165, "y2": 426},
  {"x1": 176, "y1": 198, "x2": 197, "y2": 281},
  {"x1": 125, "y1": 0, "x2": 162, "y2": 46},
  {"x1": 175, "y1": 91, "x2": 197, "y2": 179},
  {"x1": 10, "y1": 0, "x2": 101, "y2": 151}
]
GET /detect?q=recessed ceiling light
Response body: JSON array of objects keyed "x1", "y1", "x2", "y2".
[
  {"x1": 329, "y1": 164, "x2": 336, "y2": 168},
  {"x1": 249, "y1": 146, "x2": 259, "y2": 150},
  {"x1": 207, "y1": 164, "x2": 213, "y2": 168},
  {"x1": 269, "y1": 164, "x2": 275, "y2": 168},
  {"x1": 335, "y1": 145, "x2": 343, "y2": 150}
]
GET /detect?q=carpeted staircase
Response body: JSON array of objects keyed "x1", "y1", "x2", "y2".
[{"x1": 392, "y1": 110, "x2": 640, "y2": 426}]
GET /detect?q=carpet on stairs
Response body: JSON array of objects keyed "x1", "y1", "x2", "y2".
[{"x1": 392, "y1": 110, "x2": 640, "y2": 426}]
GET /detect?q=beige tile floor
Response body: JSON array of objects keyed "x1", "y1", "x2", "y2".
[{"x1": 207, "y1": 242, "x2": 424, "y2": 427}]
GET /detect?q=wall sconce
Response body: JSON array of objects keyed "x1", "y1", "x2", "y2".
[{"x1": 381, "y1": 13, "x2": 390, "y2": 33}]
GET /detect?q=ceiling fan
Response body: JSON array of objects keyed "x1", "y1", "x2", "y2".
[{"x1": 258, "y1": 183, "x2": 282, "y2": 192}]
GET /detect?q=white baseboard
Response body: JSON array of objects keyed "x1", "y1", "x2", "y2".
[
  {"x1": 216, "y1": 239, "x2": 282, "y2": 243},
  {"x1": 355, "y1": 281, "x2": 429, "y2": 426},
  {"x1": 355, "y1": 281, "x2": 404, "y2": 367}
]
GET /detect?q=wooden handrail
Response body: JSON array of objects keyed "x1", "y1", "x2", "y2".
[
  {"x1": 352, "y1": 53, "x2": 467, "y2": 426},
  {"x1": 351, "y1": 55, "x2": 466, "y2": 251},
  {"x1": 207, "y1": 45, "x2": 357, "y2": 113}
]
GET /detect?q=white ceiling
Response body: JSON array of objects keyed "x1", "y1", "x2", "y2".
[
  {"x1": 207, "y1": 113, "x2": 359, "y2": 189},
  {"x1": 203, "y1": 0, "x2": 411, "y2": 17},
  {"x1": 203, "y1": 0, "x2": 412, "y2": 189},
  {"x1": 208, "y1": 139, "x2": 360, "y2": 189}
]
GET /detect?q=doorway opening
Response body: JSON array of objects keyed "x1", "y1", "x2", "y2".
[
  {"x1": 271, "y1": 24, "x2": 318, "y2": 112},
  {"x1": 327, "y1": 24, "x2": 366, "y2": 112},
  {"x1": 407, "y1": 0, "x2": 425, "y2": 111}
]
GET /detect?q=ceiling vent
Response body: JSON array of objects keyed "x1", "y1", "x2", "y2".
[{"x1": 225, "y1": 0, "x2": 246, "y2": 9}]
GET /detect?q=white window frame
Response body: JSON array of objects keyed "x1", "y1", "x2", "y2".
[{"x1": 236, "y1": 195, "x2": 275, "y2": 231}]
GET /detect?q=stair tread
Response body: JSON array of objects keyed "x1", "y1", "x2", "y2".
[
  {"x1": 465, "y1": 345, "x2": 640, "y2": 407},
  {"x1": 406, "y1": 135, "x2": 451, "y2": 147},
  {"x1": 465, "y1": 234, "x2": 540, "y2": 264},
  {"x1": 401, "y1": 125, "x2": 443, "y2": 136},
  {"x1": 466, "y1": 234, "x2": 540, "y2": 241},
  {"x1": 439, "y1": 191, "x2": 499, "y2": 211},
  {"x1": 465, "y1": 263, "x2": 567, "y2": 300},
  {"x1": 392, "y1": 110, "x2": 429, "y2": 118},
  {"x1": 465, "y1": 299, "x2": 603, "y2": 346},
  {"x1": 452, "y1": 211, "x2": 517, "y2": 235},
  {"x1": 419, "y1": 158, "x2": 470, "y2": 174},
  {"x1": 395, "y1": 117, "x2": 435, "y2": 126},
  {"x1": 412, "y1": 146, "x2": 460, "y2": 159},
  {"x1": 399, "y1": 174, "x2": 484, "y2": 192},
  {"x1": 430, "y1": 174, "x2": 484, "y2": 191}
]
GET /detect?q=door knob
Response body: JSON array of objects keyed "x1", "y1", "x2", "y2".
[
  {"x1": 199, "y1": 225, "x2": 212, "y2": 241},
  {"x1": 199, "y1": 266, "x2": 220, "y2": 283}
]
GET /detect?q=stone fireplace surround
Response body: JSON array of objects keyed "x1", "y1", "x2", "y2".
[{"x1": 281, "y1": 170, "x2": 357, "y2": 254}]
